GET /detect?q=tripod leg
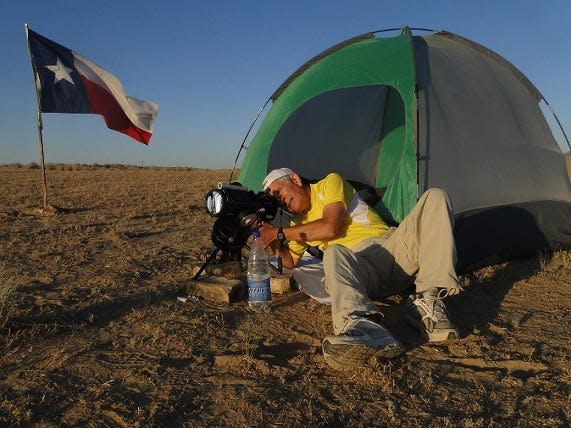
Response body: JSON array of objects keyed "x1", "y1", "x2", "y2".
[{"x1": 193, "y1": 248, "x2": 219, "y2": 280}]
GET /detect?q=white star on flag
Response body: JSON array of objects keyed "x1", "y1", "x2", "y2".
[{"x1": 44, "y1": 57, "x2": 74, "y2": 85}]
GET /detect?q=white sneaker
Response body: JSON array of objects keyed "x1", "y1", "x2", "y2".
[
  {"x1": 405, "y1": 289, "x2": 460, "y2": 342},
  {"x1": 322, "y1": 316, "x2": 404, "y2": 370}
]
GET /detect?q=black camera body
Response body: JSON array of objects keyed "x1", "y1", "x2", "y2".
[{"x1": 204, "y1": 182, "x2": 279, "y2": 259}]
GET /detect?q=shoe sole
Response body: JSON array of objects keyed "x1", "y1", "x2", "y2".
[
  {"x1": 322, "y1": 340, "x2": 404, "y2": 371},
  {"x1": 424, "y1": 329, "x2": 459, "y2": 342}
]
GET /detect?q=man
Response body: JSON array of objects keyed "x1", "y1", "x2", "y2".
[{"x1": 258, "y1": 168, "x2": 462, "y2": 371}]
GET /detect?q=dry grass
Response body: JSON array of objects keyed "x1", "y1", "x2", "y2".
[
  {"x1": 0, "y1": 264, "x2": 17, "y2": 329},
  {"x1": 0, "y1": 166, "x2": 569, "y2": 426},
  {"x1": 0, "y1": 162, "x2": 199, "y2": 171}
]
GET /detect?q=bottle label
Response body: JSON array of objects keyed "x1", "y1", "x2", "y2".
[{"x1": 248, "y1": 279, "x2": 271, "y2": 302}]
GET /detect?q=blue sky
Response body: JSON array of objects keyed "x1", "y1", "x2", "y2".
[{"x1": 1, "y1": 1, "x2": 570, "y2": 168}]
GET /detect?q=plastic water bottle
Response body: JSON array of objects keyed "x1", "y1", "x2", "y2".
[{"x1": 247, "y1": 230, "x2": 272, "y2": 312}]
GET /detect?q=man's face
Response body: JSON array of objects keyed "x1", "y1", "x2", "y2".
[{"x1": 267, "y1": 174, "x2": 311, "y2": 215}]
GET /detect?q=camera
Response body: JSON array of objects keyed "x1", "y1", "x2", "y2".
[{"x1": 204, "y1": 182, "x2": 279, "y2": 259}]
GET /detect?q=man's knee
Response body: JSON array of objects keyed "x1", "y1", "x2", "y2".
[
  {"x1": 423, "y1": 187, "x2": 448, "y2": 200},
  {"x1": 420, "y1": 188, "x2": 453, "y2": 210}
]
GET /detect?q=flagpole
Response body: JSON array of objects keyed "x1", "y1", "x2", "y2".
[
  {"x1": 35, "y1": 111, "x2": 48, "y2": 210},
  {"x1": 24, "y1": 23, "x2": 48, "y2": 210}
]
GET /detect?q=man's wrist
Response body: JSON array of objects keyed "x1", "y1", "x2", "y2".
[{"x1": 277, "y1": 227, "x2": 286, "y2": 243}]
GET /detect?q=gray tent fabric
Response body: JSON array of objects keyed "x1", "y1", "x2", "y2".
[
  {"x1": 415, "y1": 32, "x2": 570, "y2": 213},
  {"x1": 414, "y1": 31, "x2": 571, "y2": 271},
  {"x1": 268, "y1": 85, "x2": 388, "y2": 185}
]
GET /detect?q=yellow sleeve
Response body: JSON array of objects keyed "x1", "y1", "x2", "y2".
[{"x1": 320, "y1": 173, "x2": 349, "y2": 208}]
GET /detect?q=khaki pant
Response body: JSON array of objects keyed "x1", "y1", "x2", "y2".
[{"x1": 323, "y1": 188, "x2": 461, "y2": 333}]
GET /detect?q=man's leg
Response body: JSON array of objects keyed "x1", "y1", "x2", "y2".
[
  {"x1": 321, "y1": 244, "x2": 404, "y2": 370},
  {"x1": 382, "y1": 188, "x2": 461, "y2": 341},
  {"x1": 323, "y1": 244, "x2": 379, "y2": 334},
  {"x1": 382, "y1": 188, "x2": 460, "y2": 293}
]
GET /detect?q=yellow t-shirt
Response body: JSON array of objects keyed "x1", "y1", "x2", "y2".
[{"x1": 287, "y1": 173, "x2": 389, "y2": 257}]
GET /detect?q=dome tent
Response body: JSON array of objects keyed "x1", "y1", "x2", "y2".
[{"x1": 235, "y1": 27, "x2": 571, "y2": 273}]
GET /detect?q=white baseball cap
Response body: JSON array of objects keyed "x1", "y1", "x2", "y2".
[{"x1": 262, "y1": 168, "x2": 293, "y2": 191}]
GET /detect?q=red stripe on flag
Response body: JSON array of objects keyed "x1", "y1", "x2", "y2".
[{"x1": 81, "y1": 76, "x2": 151, "y2": 145}]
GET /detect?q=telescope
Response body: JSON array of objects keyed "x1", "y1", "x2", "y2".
[{"x1": 193, "y1": 182, "x2": 279, "y2": 279}]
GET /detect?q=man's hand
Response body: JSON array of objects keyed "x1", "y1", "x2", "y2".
[
  {"x1": 258, "y1": 223, "x2": 277, "y2": 248},
  {"x1": 257, "y1": 223, "x2": 297, "y2": 269}
]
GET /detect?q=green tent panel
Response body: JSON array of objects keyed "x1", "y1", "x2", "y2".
[{"x1": 239, "y1": 30, "x2": 417, "y2": 222}]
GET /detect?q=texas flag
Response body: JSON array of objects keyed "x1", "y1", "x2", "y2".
[{"x1": 26, "y1": 27, "x2": 158, "y2": 145}]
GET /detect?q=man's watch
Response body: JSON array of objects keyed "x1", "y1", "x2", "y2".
[{"x1": 277, "y1": 227, "x2": 286, "y2": 244}]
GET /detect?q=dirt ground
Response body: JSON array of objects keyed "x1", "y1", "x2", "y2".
[{"x1": 0, "y1": 165, "x2": 569, "y2": 427}]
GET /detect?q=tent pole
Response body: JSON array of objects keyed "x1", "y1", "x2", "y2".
[
  {"x1": 546, "y1": 102, "x2": 571, "y2": 152},
  {"x1": 229, "y1": 98, "x2": 271, "y2": 183},
  {"x1": 25, "y1": 23, "x2": 49, "y2": 210}
]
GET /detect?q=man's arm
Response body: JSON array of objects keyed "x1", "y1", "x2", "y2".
[{"x1": 259, "y1": 201, "x2": 346, "y2": 268}]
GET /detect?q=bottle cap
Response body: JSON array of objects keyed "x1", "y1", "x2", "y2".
[{"x1": 252, "y1": 230, "x2": 260, "y2": 238}]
